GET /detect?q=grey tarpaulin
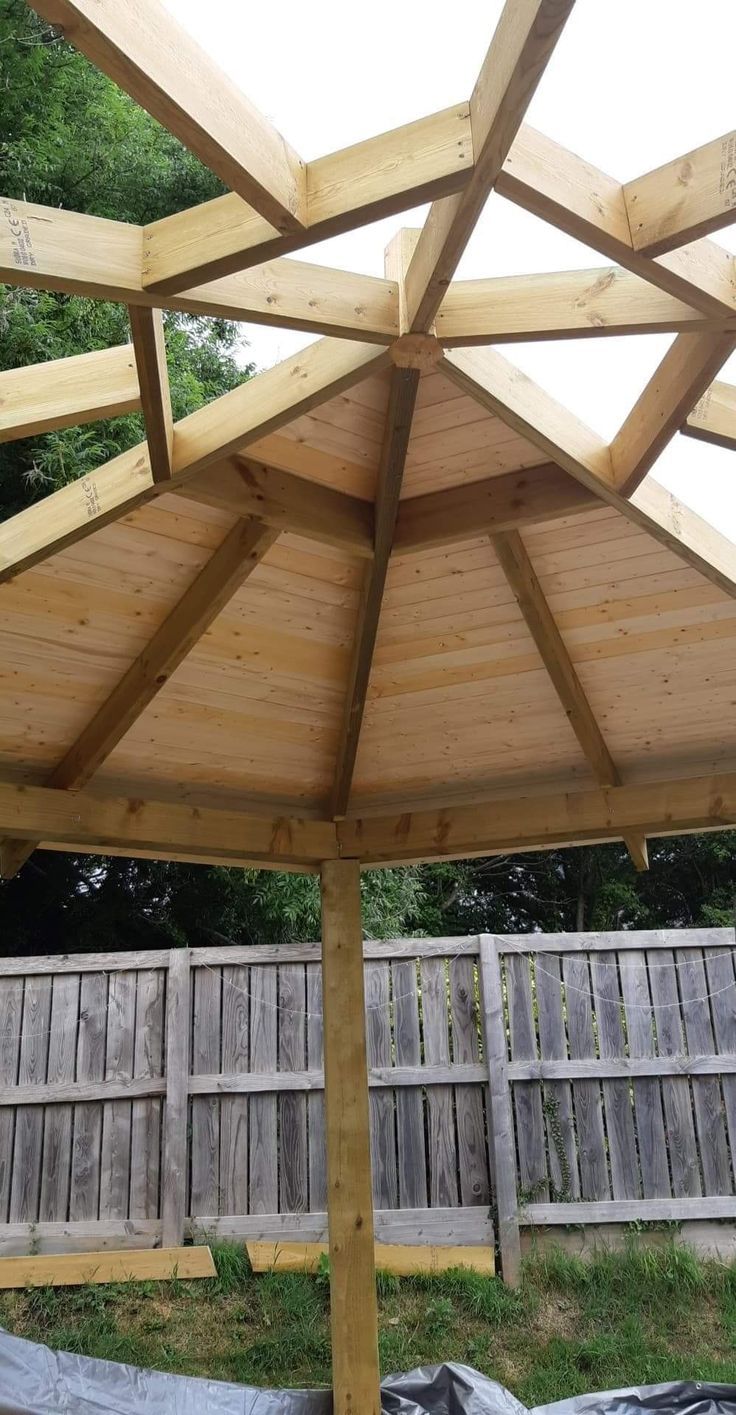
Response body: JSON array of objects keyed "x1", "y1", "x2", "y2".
[{"x1": 0, "y1": 1333, "x2": 734, "y2": 1415}]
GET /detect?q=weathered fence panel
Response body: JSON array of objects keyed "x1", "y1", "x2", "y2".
[{"x1": 1, "y1": 928, "x2": 736, "y2": 1277}]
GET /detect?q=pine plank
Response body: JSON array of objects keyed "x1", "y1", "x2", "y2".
[{"x1": 0, "y1": 1244, "x2": 215, "y2": 1289}]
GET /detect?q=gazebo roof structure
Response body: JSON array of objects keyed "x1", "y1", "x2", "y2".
[{"x1": 0, "y1": 0, "x2": 735, "y2": 883}]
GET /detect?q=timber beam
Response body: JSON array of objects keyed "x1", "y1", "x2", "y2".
[
  {"x1": 684, "y1": 379, "x2": 736, "y2": 451},
  {"x1": 623, "y1": 132, "x2": 736, "y2": 255},
  {"x1": 339, "y1": 771, "x2": 736, "y2": 865},
  {"x1": 128, "y1": 306, "x2": 173, "y2": 482},
  {"x1": 0, "y1": 344, "x2": 140, "y2": 443}
]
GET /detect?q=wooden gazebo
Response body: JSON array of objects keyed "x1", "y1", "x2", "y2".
[{"x1": 1, "y1": 0, "x2": 736, "y2": 1406}]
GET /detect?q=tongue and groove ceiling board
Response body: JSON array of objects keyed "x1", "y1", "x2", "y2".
[{"x1": 1, "y1": 0, "x2": 736, "y2": 873}]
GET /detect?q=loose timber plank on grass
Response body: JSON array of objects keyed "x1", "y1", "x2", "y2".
[
  {"x1": 246, "y1": 1241, "x2": 494, "y2": 1277},
  {"x1": 0, "y1": 1245, "x2": 216, "y2": 1289}
]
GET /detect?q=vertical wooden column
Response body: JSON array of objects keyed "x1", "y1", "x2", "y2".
[
  {"x1": 161, "y1": 947, "x2": 191, "y2": 1248},
  {"x1": 478, "y1": 934, "x2": 521, "y2": 1286},
  {"x1": 320, "y1": 859, "x2": 380, "y2": 1415}
]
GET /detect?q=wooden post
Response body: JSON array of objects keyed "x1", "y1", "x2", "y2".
[
  {"x1": 320, "y1": 859, "x2": 380, "y2": 1415},
  {"x1": 161, "y1": 947, "x2": 191, "y2": 1247},
  {"x1": 478, "y1": 934, "x2": 522, "y2": 1286}
]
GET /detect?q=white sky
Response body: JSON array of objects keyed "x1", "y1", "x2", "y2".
[{"x1": 166, "y1": 0, "x2": 736, "y2": 537}]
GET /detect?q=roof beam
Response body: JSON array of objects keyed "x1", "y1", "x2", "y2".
[
  {"x1": 31, "y1": 0, "x2": 307, "y2": 233},
  {"x1": 0, "y1": 344, "x2": 140, "y2": 443},
  {"x1": 609, "y1": 331, "x2": 736, "y2": 495},
  {"x1": 436, "y1": 267, "x2": 732, "y2": 345},
  {"x1": 0, "y1": 196, "x2": 398, "y2": 343},
  {"x1": 496, "y1": 125, "x2": 736, "y2": 320},
  {"x1": 394, "y1": 462, "x2": 599, "y2": 554},
  {"x1": 684, "y1": 379, "x2": 736, "y2": 451},
  {"x1": 143, "y1": 105, "x2": 473, "y2": 293},
  {"x1": 0, "y1": 778, "x2": 336, "y2": 875},
  {"x1": 178, "y1": 456, "x2": 375, "y2": 560},
  {"x1": 330, "y1": 365, "x2": 419, "y2": 819},
  {"x1": 0, "y1": 337, "x2": 389, "y2": 581},
  {"x1": 441, "y1": 345, "x2": 736, "y2": 600},
  {"x1": 404, "y1": 0, "x2": 576, "y2": 332},
  {"x1": 0, "y1": 518, "x2": 278, "y2": 879},
  {"x1": 624, "y1": 132, "x2": 736, "y2": 255},
  {"x1": 339, "y1": 770, "x2": 736, "y2": 866},
  {"x1": 492, "y1": 528, "x2": 648, "y2": 870},
  {"x1": 128, "y1": 306, "x2": 173, "y2": 483}
]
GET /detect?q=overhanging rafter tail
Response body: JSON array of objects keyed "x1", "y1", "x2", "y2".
[
  {"x1": 330, "y1": 363, "x2": 419, "y2": 820},
  {"x1": 0, "y1": 518, "x2": 278, "y2": 879},
  {"x1": 492, "y1": 529, "x2": 648, "y2": 871},
  {"x1": 404, "y1": 0, "x2": 577, "y2": 333},
  {"x1": 0, "y1": 337, "x2": 389, "y2": 581},
  {"x1": 441, "y1": 346, "x2": 736, "y2": 600},
  {"x1": 31, "y1": 0, "x2": 307, "y2": 232}
]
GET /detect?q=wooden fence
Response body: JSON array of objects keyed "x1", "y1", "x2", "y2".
[{"x1": 0, "y1": 929, "x2": 735, "y2": 1279}]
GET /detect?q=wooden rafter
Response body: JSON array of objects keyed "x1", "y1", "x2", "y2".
[
  {"x1": 441, "y1": 346, "x2": 736, "y2": 600},
  {"x1": 0, "y1": 197, "x2": 398, "y2": 343},
  {"x1": 32, "y1": 0, "x2": 307, "y2": 233},
  {"x1": 330, "y1": 365, "x2": 419, "y2": 819},
  {"x1": 128, "y1": 306, "x2": 173, "y2": 483},
  {"x1": 436, "y1": 267, "x2": 732, "y2": 345},
  {"x1": 0, "y1": 337, "x2": 389, "y2": 580},
  {"x1": 684, "y1": 379, "x2": 736, "y2": 451},
  {"x1": 404, "y1": 0, "x2": 576, "y2": 332},
  {"x1": 609, "y1": 332, "x2": 736, "y2": 496},
  {"x1": 0, "y1": 344, "x2": 140, "y2": 443},
  {"x1": 624, "y1": 132, "x2": 736, "y2": 255},
  {"x1": 492, "y1": 529, "x2": 649, "y2": 870},
  {"x1": 339, "y1": 770, "x2": 736, "y2": 866},
  {"x1": 0, "y1": 518, "x2": 278, "y2": 879},
  {"x1": 496, "y1": 125, "x2": 736, "y2": 319},
  {"x1": 143, "y1": 106, "x2": 473, "y2": 293}
]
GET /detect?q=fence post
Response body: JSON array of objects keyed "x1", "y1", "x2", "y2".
[
  {"x1": 478, "y1": 934, "x2": 521, "y2": 1286},
  {"x1": 161, "y1": 947, "x2": 191, "y2": 1248}
]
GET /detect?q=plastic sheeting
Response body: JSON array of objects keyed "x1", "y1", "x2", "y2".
[{"x1": 0, "y1": 1332, "x2": 734, "y2": 1415}]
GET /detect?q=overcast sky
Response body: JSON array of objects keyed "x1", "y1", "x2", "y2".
[{"x1": 165, "y1": 0, "x2": 736, "y2": 537}]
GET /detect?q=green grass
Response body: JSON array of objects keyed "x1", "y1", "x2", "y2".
[{"x1": 1, "y1": 1241, "x2": 736, "y2": 1398}]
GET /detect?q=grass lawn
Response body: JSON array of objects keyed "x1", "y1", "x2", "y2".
[{"x1": 1, "y1": 1243, "x2": 736, "y2": 1401}]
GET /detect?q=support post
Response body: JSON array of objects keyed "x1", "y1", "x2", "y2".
[
  {"x1": 161, "y1": 947, "x2": 191, "y2": 1248},
  {"x1": 320, "y1": 859, "x2": 380, "y2": 1415},
  {"x1": 478, "y1": 934, "x2": 521, "y2": 1286}
]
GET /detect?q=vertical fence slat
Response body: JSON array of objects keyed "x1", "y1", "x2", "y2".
[
  {"x1": 506, "y1": 953, "x2": 548, "y2": 1201},
  {"x1": 99, "y1": 971, "x2": 136, "y2": 1219},
  {"x1": 249, "y1": 966, "x2": 278, "y2": 1214},
  {"x1": 161, "y1": 948, "x2": 190, "y2": 1246},
  {"x1": 677, "y1": 947, "x2": 732, "y2": 1195},
  {"x1": 589, "y1": 954, "x2": 640, "y2": 1199},
  {"x1": 220, "y1": 965, "x2": 249, "y2": 1218},
  {"x1": 39, "y1": 973, "x2": 79, "y2": 1222},
  {"x1": 648, "y1": 948, "x2": 701, "y2": 1197},
  {"x1": 450, "y1": 956, "x2": 490, "y2": 1206},
  {"x1": 479, "y1": 937, "x2": 520, "y2": 1285},
  {"x1": 535, "y1": 954, "x2": 580, "y2": 1200},
  {"x1": 365, "y1": 962, "x2": 398, "y2": 1210},
  {"x1": 704, "y1": 948, "x2": 736, "y2": 1165},
  {"x1": 420, "y1": 957, "x2": 458, "y2": 1207},
  {"x1": 306, "y1": 963, "x2": 327, "y2": 1212},
  {"x1": 190, "y1": 965, "x2": 222, "y2": 1215},
  {"x1": 279, "y1": 964, "x2": 308, "y2": 1214},
  {"x1": 0, "y1": 979, "x2": 23, "y2": 1224},
  {"x1": 69, "y1": 972, "x2": 107, "y2": 1221},
  {"x1": 392, "y1": 958, "x2": 427, "y2": 1209},
  {"x1": 620, "y1": 951, "x2": 670, "y2": 1199},
  {"x1": 9, "y1": 976, "x2": 52, "y2": 1223},
  {"x1": 562, "y1": 953, "x2": 610, "y2": 1200},
  {"x1": 130, "y1": 969, "x2": 165, "y2": 1220}
]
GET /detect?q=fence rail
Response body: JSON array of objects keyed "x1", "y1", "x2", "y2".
[{"x1": 0, "y1": 928, "x2": 735, "y2": 1278}]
